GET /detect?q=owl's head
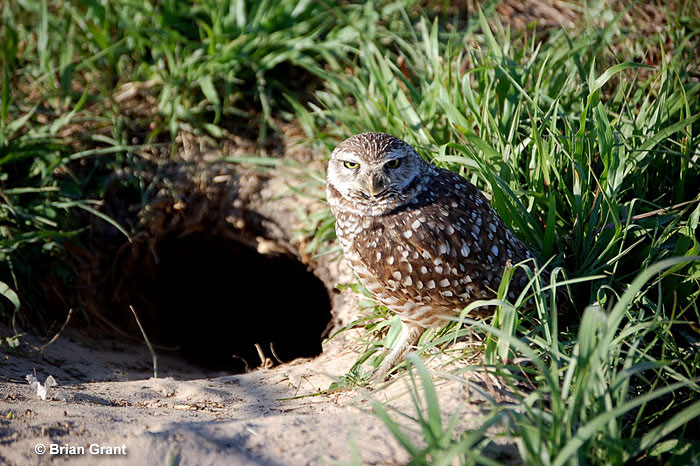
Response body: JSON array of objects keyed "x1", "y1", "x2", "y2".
[{"x1": 326, "y1": 133, "x2": 426, "y2": 215}]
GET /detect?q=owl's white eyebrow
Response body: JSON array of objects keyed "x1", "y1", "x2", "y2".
[
  {"x1": 383, "y1": 149, "x2": 404, "y2": 160},
  {"x1": 334, "y1": 150, "x2": 361, "y2": 162}
]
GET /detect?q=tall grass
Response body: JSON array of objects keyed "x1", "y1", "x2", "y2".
[
  {"x1": 369, "y1": 256, "x2": 700, "y2": 464},
  {"x1": 296, "y1": 2, "x2": 700, "y2": 464}
]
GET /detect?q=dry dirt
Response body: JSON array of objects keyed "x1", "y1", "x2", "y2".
[
  {"x1": 0, "y1": 127, "x2": 518, "y2": 465},
  {"x1": 0, "y1": 323, "x2": 519, "y2": 465}
]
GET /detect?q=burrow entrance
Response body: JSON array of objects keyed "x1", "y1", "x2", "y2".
[{"x1": 101, "y1": 230, "x2": 332, "y2": 374}]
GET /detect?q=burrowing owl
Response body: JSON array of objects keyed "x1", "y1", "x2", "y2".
[{"x1": 326, "y1": 132, "x2": 535, "y2": 377}]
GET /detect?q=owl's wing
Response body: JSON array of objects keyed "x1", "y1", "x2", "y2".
[{"x1": 354, "y1": 168, "x2": 533, "y2": 311}]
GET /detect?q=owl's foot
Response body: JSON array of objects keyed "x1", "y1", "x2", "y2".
[{"x1": 371, "y1": 322, "x2": 425, "y2": 382}]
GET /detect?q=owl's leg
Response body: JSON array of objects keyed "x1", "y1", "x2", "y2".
[{"x1": 372, "y1": 322, "x2": 425, "y2": 381}]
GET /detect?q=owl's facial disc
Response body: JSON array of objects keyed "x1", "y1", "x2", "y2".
[
  {"x1": 327, "y1": 133, "x2": 427, "y2": 216},
  {"x1": 330, "y1": 149, "x2": 415, "y2": 200}
]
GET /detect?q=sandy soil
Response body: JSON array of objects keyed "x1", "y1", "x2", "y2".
[{"x1": 0, "y1": 320, "x2": 520, "y2": 465}]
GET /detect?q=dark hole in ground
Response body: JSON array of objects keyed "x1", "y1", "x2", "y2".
[{"x1": 116, "y1": 231, "x2": 332, "y2": 373}]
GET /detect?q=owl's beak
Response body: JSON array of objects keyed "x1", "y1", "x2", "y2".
[{"x1": 366, "y1": 173, "x2": 388, "y2": 197}]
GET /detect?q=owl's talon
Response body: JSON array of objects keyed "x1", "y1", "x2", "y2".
[{"x1": 369, "y1": 322, "x2": 424, "y2": 383}]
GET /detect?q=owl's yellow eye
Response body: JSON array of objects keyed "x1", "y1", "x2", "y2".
[
  {"x1": 343, "y1": 161, "x2": 359, "y2": 169},
  {"x1": 385, "y1": 158, "x2": 402, "y2": 169}
]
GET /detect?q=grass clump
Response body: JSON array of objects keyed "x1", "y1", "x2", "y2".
[{"x1": 373, "y1": 354, "x2": 507, "y2": 465}]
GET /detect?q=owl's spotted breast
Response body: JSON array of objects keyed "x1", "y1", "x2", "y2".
[{"x1": 330, "y1": 165, "x2": 531, "y2": 326}]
